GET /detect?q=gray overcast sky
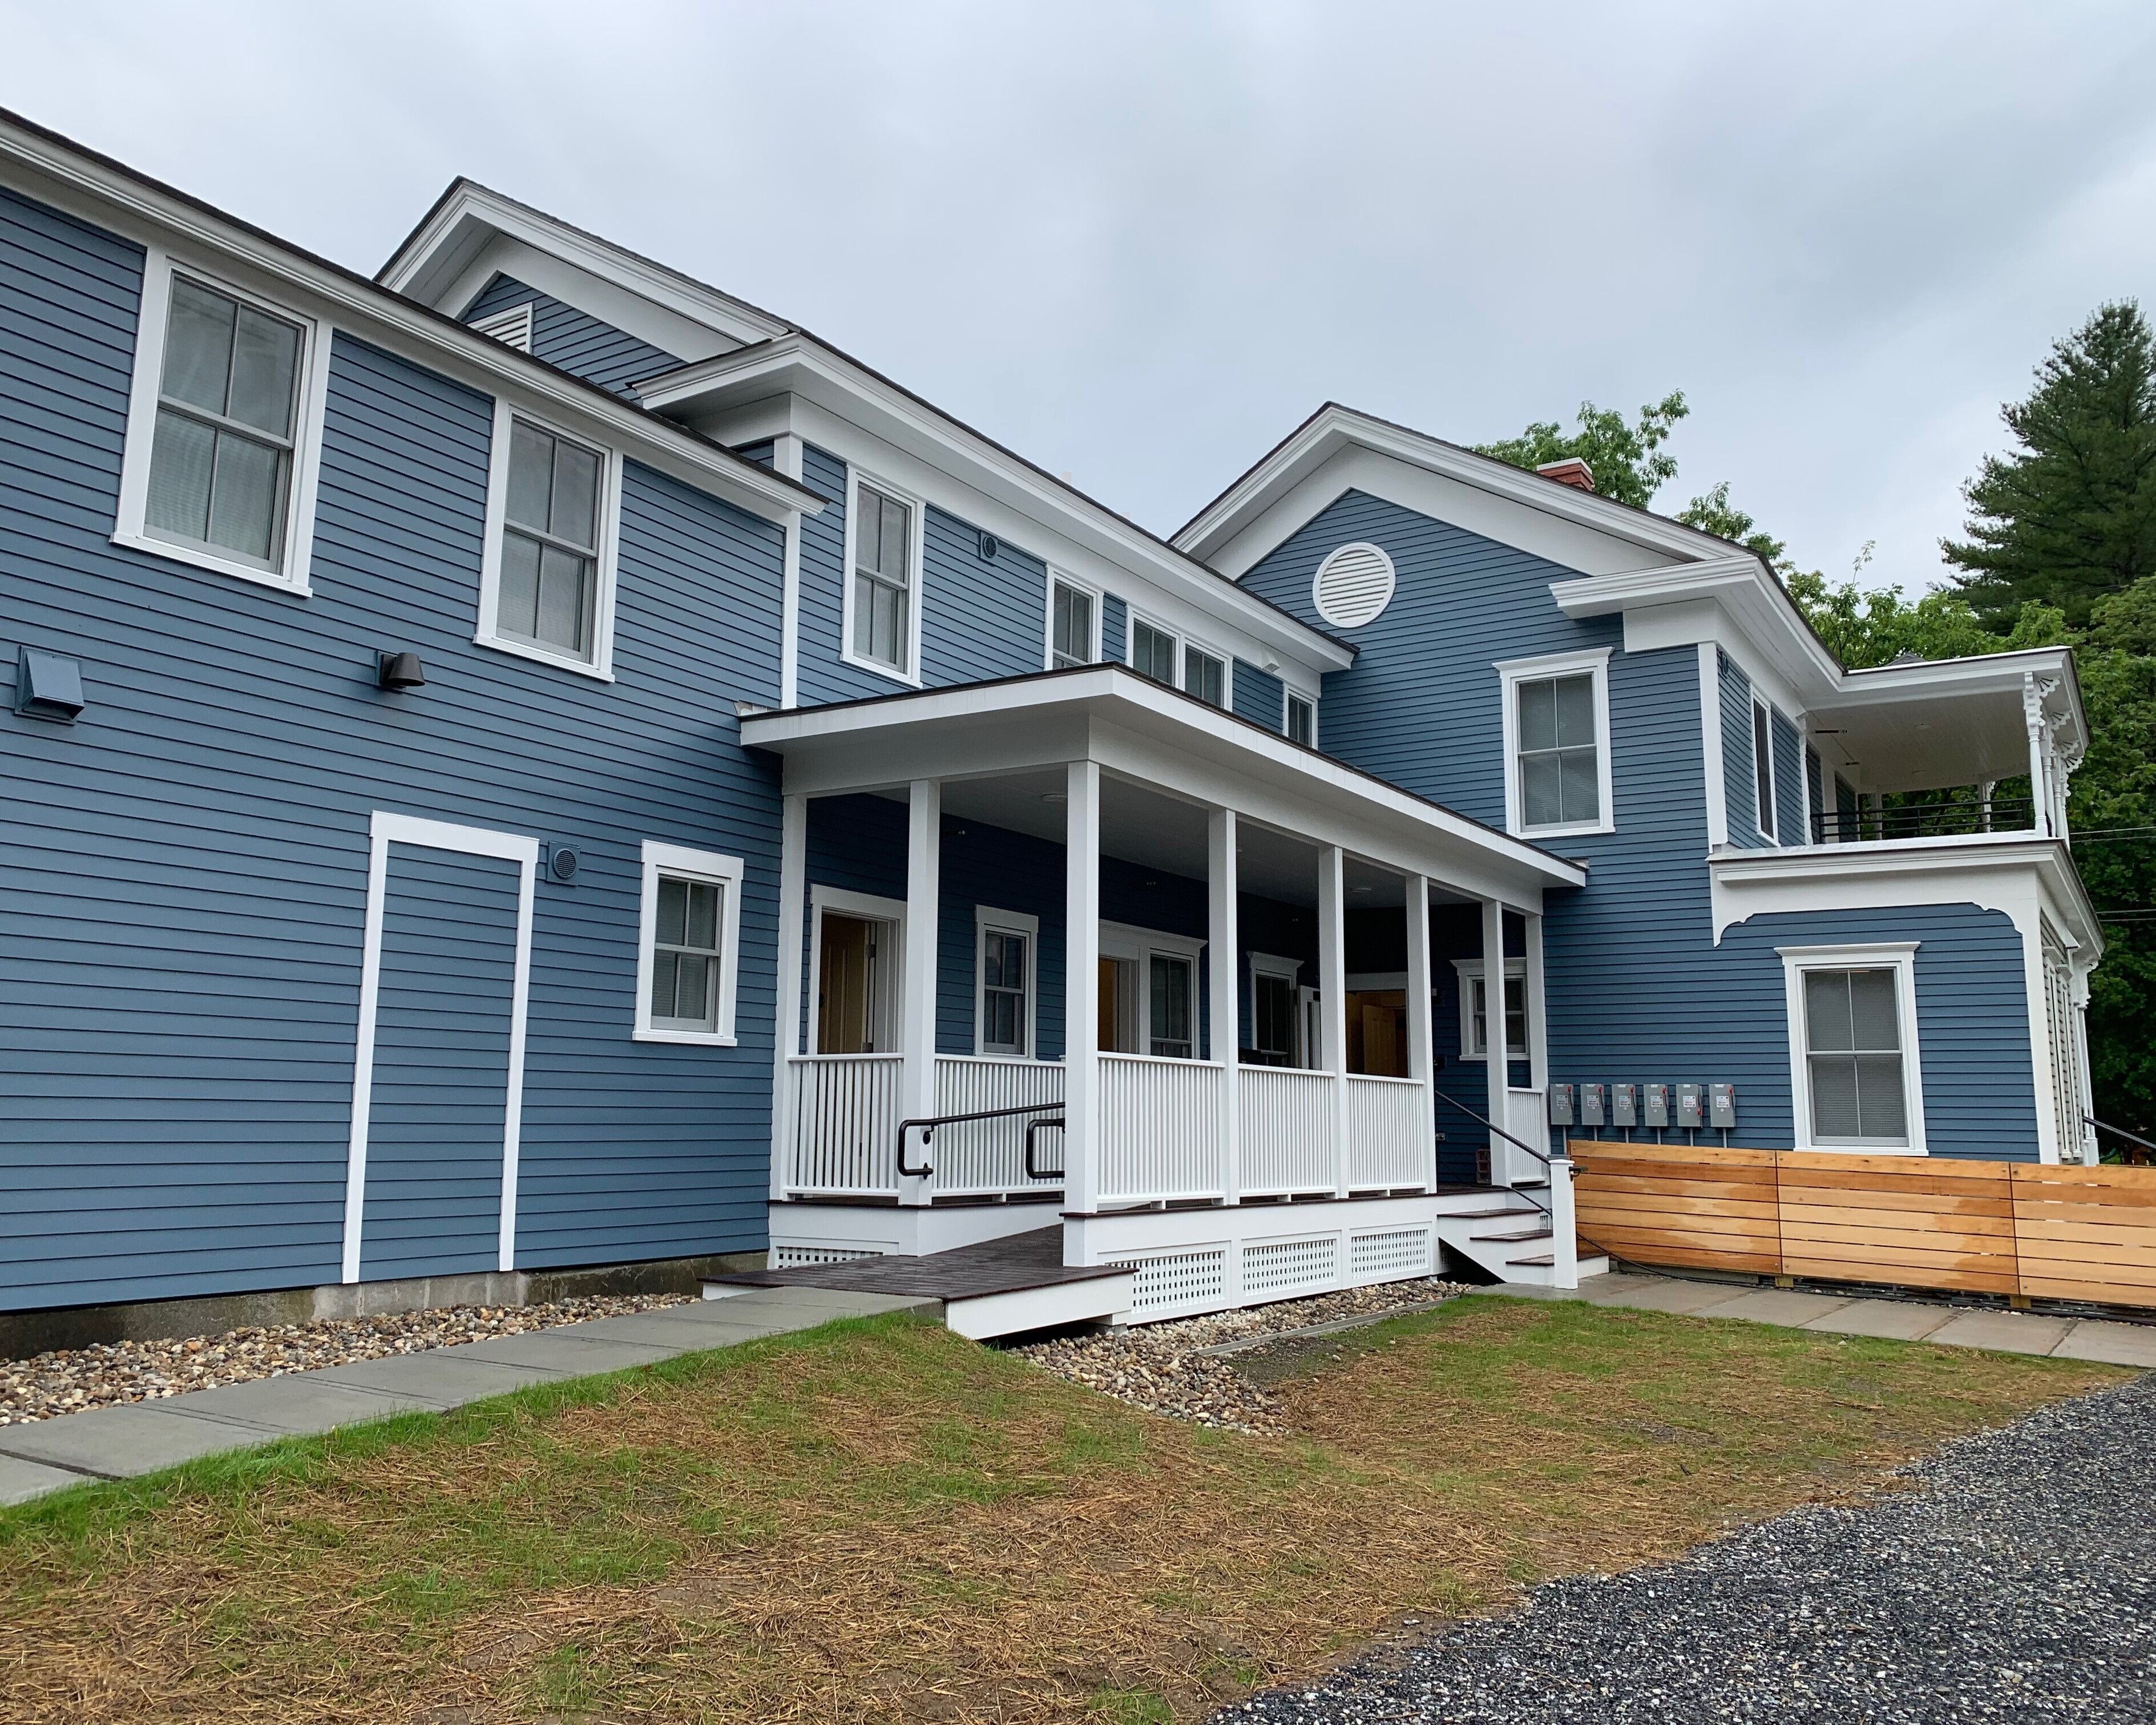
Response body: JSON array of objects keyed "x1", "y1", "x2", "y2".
[{"x1": 9, "y1": 1, "x2": 2156, "y2": 591}]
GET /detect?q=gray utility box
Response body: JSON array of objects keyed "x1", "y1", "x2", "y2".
[
  {"x1": 1547, "y1": 1083, "x2": 1575, "y2": 1126},
  {"x1": 1710, "y1": 1083, "x2": 1738, "y2": 1129},
  {"x1": 1676, "y1": 1083, "x2": 1704, "y2": 1129},
  {"x1": 1643, "y1": 1083, "x2": 1669, "y2": 1128},
  {"x1": 1610, "y1": 1083, "x2": 1637, "y2": 1128}
]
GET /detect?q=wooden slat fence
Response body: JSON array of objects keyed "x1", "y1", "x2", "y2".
[{"x1": 1568, "y1": 1141, "x2": 2156, "y2": 1307}]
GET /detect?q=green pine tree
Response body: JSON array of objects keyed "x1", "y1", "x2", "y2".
[{"x1": 1942, "y1": 301, "x2": 2156, "y2": 629}]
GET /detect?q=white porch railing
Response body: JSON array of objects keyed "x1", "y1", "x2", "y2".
[
  {"x1": 1099, "y1": 1054, "x2": 1227, "y2": 1202},
  {"x1": 1345, "y1": 1073, "x2": 1427, "y2": 1190},
  {"x1": 788, "y1": 1054, "x2": 902, "y2": 1195},
  {"x1": 933, "y1": 1056, "x2": 1065, "y2": 1195},
  {"x1": 1240, "y1": 1066, "x2": 1335, "y2": 1196}
]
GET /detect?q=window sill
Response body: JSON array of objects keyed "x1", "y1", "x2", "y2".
[
  {"x1": 633, "y1": 1026, "x2": 738, "y2": 1047},
  {"x1": 112, "y1": 528, "x2": 310, "y2": 596},
  {"x1": 1514, "y1": 818, "x2": 1613, "y2": 841},
  {"x1": 1796, "y1": 1141, "x2": 1925, "y2": 1156},
  {"x1": 474, "y1": 631, "x2": 616, "y2": 682},
  {"x1": 838, "y1": 649, "x2": 922, "y2": 688}
]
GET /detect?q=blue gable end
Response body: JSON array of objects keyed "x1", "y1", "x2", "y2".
[{"x1": 461, "y1": 272, "x2": 685, "y2": 400}]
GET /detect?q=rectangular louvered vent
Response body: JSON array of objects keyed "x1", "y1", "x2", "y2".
[{"x1": 470, "y1": 302, "x2": 535, "y2": 353}]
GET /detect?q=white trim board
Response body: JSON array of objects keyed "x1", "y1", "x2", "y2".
[
  {"x1": 1777, "y1": 942, "x2": 1928, "y2": 1156},
  {"x1": 341, "y1": 811, "x2": 539, "y2": 1283}
]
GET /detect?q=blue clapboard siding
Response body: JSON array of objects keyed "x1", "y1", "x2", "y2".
[
  {"x1": 1233, "y1": 657, "x2": 1283, "y2": 729},
  {"x1": 0, "y1": 182, "x2": 788, "y2": 1311},
  {"x1": 357, "y1": 846, "x2": 520, "y2": 1280},
  {"x1": 460, "y1": 273, "x2": 685, "y2": 400},
  {"x1": 920, "y1": 507, "x2": 1046, "y2": 685},
  {"x1": 1771, "y1": 709, "x2": 1804, "y2": 845},
  {"x1": 1101, "y1": 593, "x2": 1127, "y2": 664},
  {"x1": 936, "y1": 817, "x2": 1067, "y2": 1060},
  {"x1": 1719, "y1": 652, "x2": 1770, "y2": 848},
  {"x1": 1805, "y1": 745, "x2": 1825, "y2": 842}
]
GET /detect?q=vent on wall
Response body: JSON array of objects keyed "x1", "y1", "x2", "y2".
[
  {"x1": 470, "y1": 302, "x2": 535, "y2": 353},
  {"x1": 1311, "y1": 542, "x2": 1396, "y2": 629}
]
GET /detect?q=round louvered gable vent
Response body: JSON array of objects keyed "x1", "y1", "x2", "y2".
[{"x1": 1311, "y1": 542, "x2": 1396, "y2": 629}]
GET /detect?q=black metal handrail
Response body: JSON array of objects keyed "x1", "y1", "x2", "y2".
[
  {"x1": 1431, "y1": 1089, "x2": 1553, "y2": 1217},
  {"x1": 1812, "y1": 797, "x2": 2036, "y2": 846},
  {"x1": 1024, "y1": 1117, "x2": 1065, "y2": 1181},
  {"x1": 896, "y1": 1100, "x2": 1065, "y2": 1181},
  {"x1": 2088, "y1": 1114, "x2": 2156, "y2": 1165}
]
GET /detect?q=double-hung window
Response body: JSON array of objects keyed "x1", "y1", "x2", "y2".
[
  {"x1": 1183, "y1": 645, "x2": 1225, "y2": 707},
  {"x1": 1149, "y1": 954, "x2": 1194, "y2": 1058},
  {"x1": 1130, "y1": 617, "x2": 1177, "y2": 684},
  {"x1": 1454, "y1": 960, "x2": 1527, "y2": 1060},
  {"x1": 1285, "y1": 692, "x2": 1315, "y2": 747},
  {"x1": 848, "y1": 477, "x2": 918, "y2": 677},
  {"x1": 1051, "y1": 579, "x2": 1097, "y2": 669},
  {"x1": 635, "y1": 842, "x2": 745, "y2": 1044},
  {"x1": 1753, "y1": 698, "x2": 1778, "y2": 840},
  {"x1": 1779, "y1": 944, "x2": 1925, "y2": 1152},
  {"x1": 479, "y1": 402, "x2": 619, "y2": 676},
  {"x1": 116, "y1": 256, "x2": 326, "y2": 591},
  {"x1": 975, "y1": 907, "x2": 1039, "y2": 1057},
  {"x1": 1496, "y1": 649, "x2": 1614, "y2": 838}
]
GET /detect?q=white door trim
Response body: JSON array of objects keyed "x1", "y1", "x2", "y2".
[{"x1": 341, "y1": 811, "x2": 541, "y2": 1283}]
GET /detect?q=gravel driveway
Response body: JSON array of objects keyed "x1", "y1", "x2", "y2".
[{"x1": 1221, "y1": 1372, "x2": 2155, "y2": 1724}]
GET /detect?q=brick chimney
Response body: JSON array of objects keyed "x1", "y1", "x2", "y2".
[{"x1": 1536, "y1": 458, "x2": 1595, "y2": 492}]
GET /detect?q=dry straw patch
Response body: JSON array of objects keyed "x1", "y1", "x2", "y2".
[{"x1": 0, "y1": 1298, "x2": 2122, "y2": 1724}]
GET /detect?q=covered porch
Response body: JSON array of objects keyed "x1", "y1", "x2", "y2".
[{"x1": 741, "y1": 667, "x2": 1591, "y2": 1320}]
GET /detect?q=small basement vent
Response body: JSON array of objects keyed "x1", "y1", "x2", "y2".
[
  {"x1": 470, "y1": 302, "x2": 535, "y2": 353},
  {"x1": 773, "y1": 1245, "x2": 881, "y2": 1268},
  {"x1": 1242, "y1": 1233, "x2": 1339, "y2": 1298},
  {"x1": 1350, "y1": 1225, "x2": 1432, "y2": 1279},
  {"x1": 1115, "y1": 1246, "x2": 1228, "y2": 1314},
  {"x1": 1311, "y1": 542, "x2": 1396, "y2": 629}
]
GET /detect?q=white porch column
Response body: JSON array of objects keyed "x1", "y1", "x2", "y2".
[
  {"x1": 1480, "y1": 895, "x2": 1509, "y2": 1184},
  {"x1": 768, "y1": 791, "x2": 808, "y2": 1205},
  {"x1": 1063, "y1": 760, "x2": 1103, "y2": 1230},
  {"x1": 1523, "y1": 907, "x2": 1551, "y2": 1161},
  {"x1": 1209, "y1": 806, "x2": 1241, "y2": 1205},
  {"x1": 2072, "y1": 963, "x2": 2098, "y2": 1165},
  {"x1": 1317, "y1": 844, "x2": 1348, "y2": 1197},
  {"x1": 1404, "y1": 874, "x2": 1436, "y2": 1192},
  {"x1": 899, "y1": 779, "x2": 941, "y2": 1206},
  {"x1": 2024, "y1": 672, "x2": 2051, "y2": 837}
]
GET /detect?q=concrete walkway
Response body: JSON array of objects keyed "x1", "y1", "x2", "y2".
[
  {"x1": 1507, "y1": 1271, "x2": 2156, "y2": 1366},
  {"x1": 0, "y1": 1286, "x2": 933, "y2": 1509}
]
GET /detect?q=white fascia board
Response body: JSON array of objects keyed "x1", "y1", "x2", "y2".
[
  {"x1": 429, "y1": 235, "x2": 742, "y2": 367},
  {"x1": 0, "y1": 124, "x2": 822, "y2": 530},
  {"x1": 638, "y1": 339, "x2": 1354, "y2": 674},
  {"x1": 1555, "y1": 559, "x2": 1840, "y2": 706},
  {"x1": 378, "y1": 180, "x2": 790, "y2": 349},
  {"x1": 1830, "y1": 646, "x2": 2088, "y2": 758},
  {"x1": 740, "y1": 666, "x2": 1585, "y2": 898},
  {"x1": 1174, "y1": 405, "x2": 1739, "y2": 572},
  {"x1": 1707, "y1": 834, "x2": 2101, "y2": 954}
]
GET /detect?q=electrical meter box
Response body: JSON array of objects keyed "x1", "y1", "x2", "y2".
[
  {"x1": 1547, "y1": 1083, "x2": 1574, "y2": 1126},
  {"x1": 1710, "y1": 1083, "x2": 1737, "y2": 1129},
  {"x1": 1579, "y1": 1083, "x2": 1605, "y2": 1126},
  {"x1": 1676, "y1": 1083, "x2": 1704, "y2": 1129},
  {"x1": 1643, "y1": 1083, "x2": 1669, "y2": 1128},
  {"x1": 1610, "y1": 1083, "x2": 1637, "y2": 1128}
]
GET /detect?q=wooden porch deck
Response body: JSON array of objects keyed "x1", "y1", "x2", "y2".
[{"x1": 710, "y1": 1226, "x2": 1126, "y2": 1302}]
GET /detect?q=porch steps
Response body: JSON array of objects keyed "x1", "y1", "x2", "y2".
[{"x1": 1432, "y1": 1196, "x2": 1611, "y2": 1288}]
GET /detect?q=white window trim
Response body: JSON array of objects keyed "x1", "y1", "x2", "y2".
[
  {"x1": 1249, "y1": 951, "x2": 1305, "y2": 1065},
  {"x1": 1044, "y1": 569, "x2": 1101, "y2": 671},
  {"x1": 1495, "y1": 646, "x2": 1616, "y2": 839},
  {"x1": 475, "y1": 397, "x2": 623, "y2": 681},
  {"x1": 1777, "y1": 942, "x2": 1927, "y2": 1154},
  {"x1": 633, "y1": 840, "x2": 745, "y2": 1045},
  {"x1": 973, "y1": 905, "x2": 1041, "y2": 1058},
  {"x1": 1283, "y1": 687, "x2": 1318, "y2": 748},
  {"x1": 1100, "y1": 919, "x2": 1208, "y2": 1059},
  {"x1": 1124, "y1": 609, "x2": 1180, "y2": 685},
  {"x1": 808, "y1": 884, "x2": 908, "y2": 1054},
  {"x1": 1180, "y1": 635, "x2": 1230, "y2": 709},
  {"x1": 840, "y1": 465, "x2": 926, "y2": 686},
  {"x1": 1450, "y1": 957, "x2": 1528, "y2": 1061},
  {"x1": 113, "y1": 246, "x2": 333, "y2": 596},
  {"x1": 1752, "y1": 694, "x2": 1779, "y2": 843}
]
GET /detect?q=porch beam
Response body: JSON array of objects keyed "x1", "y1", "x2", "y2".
[
  {"x1": 1210, "y1": 807, "x2": 1241, "y2": 1205},
  {"x1": 1404, "y1": 872, "x2": 1436, "y2": 1193},
  {"x1": 899, "y1": 779, "x2": 941, "y2": 1206},
  {"x1": 768, "y1": 792, "x2": 808, "y2": 1205},
  {"x1": 1064, "y1": 760, "x2": 1103, "y2": 1231},
  {"x1": 1480, "y1": 896, "x2": 1509, "y2": 1185},
  {"x1": 1318, "y1": 844, "x2": 1348, "y2": 1198}
]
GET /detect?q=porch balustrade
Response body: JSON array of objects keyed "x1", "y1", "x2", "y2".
[
  {"x1": 1239, "y1": 1065, "x2": 1337, "y2": 1195},
  {"x1": 931, "y1": 1056, "x2": 1065, "y2": 1195},
  {"x1": 1099, "y1": 1053, "x2": 1228, "y2": 1202},
  {"x1": 1345, "y1": 1073, "x2": 1427, "y2": 1190},
  {"x1": 786, "y1": 1053, "x2": 902, "y2": 1195}
]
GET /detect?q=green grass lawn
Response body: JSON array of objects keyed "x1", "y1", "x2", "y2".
[{"x1": 0, "y1": 1295, "x2": 2125, "y2": 1724}]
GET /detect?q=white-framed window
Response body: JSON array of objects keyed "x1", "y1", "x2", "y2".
[
  {"x1": 633, "y1": 841, "x2": 745, "y2": 1044},
  {"x1": 477, "y1": 398, "x2": 622, "y2": 678},
  {"x1": 1451, "y1": 958, "x2": 1527, "y2": 1060},
  {"x1": 1128, "y1": 614, "x2": 1178, "y2": 685},
  {"x1": 841, "y1": 467, "x2": 924, "y2": 682},
  {"x1": 1182, "y1": 643, "x2": 1226, "y2": 708},
  {"x1": 1752, "y1": 696, "x2": 1778, "y2": 841},
  {"x1": 1285, "y1": 691, "x2": 1316, "y2": 748},
  {"x1": 1099, "y1": 921, "x2": 1206, "y2": 1060},
  {"x1": 975, "y1": 906, "x2": 1040, "y2": 1057},
  {"x1": 113, "y1": 250, "x2": 332, "y2": 593},
  {"x1": 1048, "y1": 574, "x2": 1098, "y2": 669},
  {"x1": 1495, "y1": 647, "x2": 1614, "y2": 838},
  {"x1": 1249, "y1": 951, "x2": 1305, "y2": 1066},
  {"x1": 1778, "y1": 943, "x2": 1927, "y2": 1153},
  {"x1": 810, "y1": 886, "x2": 906, "y2": 1055}
]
